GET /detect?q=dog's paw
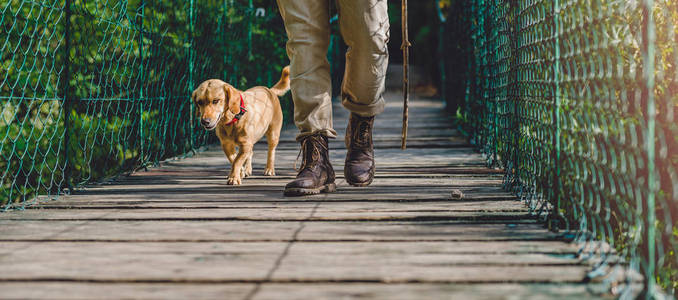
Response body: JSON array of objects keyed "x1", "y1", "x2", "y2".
[
  {"x1": 240, "y1": 168, "x2": 251, "y2": 178},
  {"x1": 227, "y1": 176, "x2": 242, "y2": 185},
  {"x1": 264, "y1": 168, "x2": 275, "y2": 176},
  {"x1": 244, "y1": 166, "x2": 252, "y2": 177}
]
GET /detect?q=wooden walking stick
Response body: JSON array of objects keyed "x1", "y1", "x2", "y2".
[{"x1": 401, "y1": 0, "x2": 411, "y2": 150}]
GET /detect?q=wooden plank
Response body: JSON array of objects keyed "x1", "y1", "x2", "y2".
[
  {"x1": 69, "y1": 180, "x2": 507, "y2": 193},
  {"x1": 59, "y1": 179, "x2": 507, "y2": 198},
  {"x1": 0, "y1": 282, "x2": 621, "y2": 300},
  {"x1": 112, "y1": 167, "x2": 505, "y2": 182},
  {"x1": 0, "y1": 221, "x2": 561, "y2": 242},
  {"x1": 35, "y1": 179, "x2": 514, "y2": 204},
  {"x1": 36, "y1": 194, "x2": 517, "y2": 205},
  {"x1": 0, "y1": 242, "x2": 590, "y2": 283},
  {"x1": 0, "y1": 208, "x2": 532, "y2": 221},
  {"x1": 251, "y1": 283, "x2": 620, "y2": 300},
  {"x1": 30, "y1": 200, "x2": 526, "y2": 211},
  {"x1": 33, "y1": 192, "x2": 517, "y2": 205},
  {"x1": 0, "y1": 242, "x2": 284, "y2": 281},
  {"x1": 101, "y1": 175, "x2": 505, "y2": 184},
  {"x1": 66, "y1": 177, "x2": 507, "y2": 190}
]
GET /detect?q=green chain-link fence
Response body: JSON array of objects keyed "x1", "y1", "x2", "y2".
[
  {"x1": 442, "y1": 0, "x2": 677, "y2": 297},
  {"x1": 1, "y1": 0, "x2": 292, "y2": 209}
]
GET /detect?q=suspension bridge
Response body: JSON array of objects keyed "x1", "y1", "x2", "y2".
[{"x1": 1, "y1": 0, "x2": 676, "y2": 299}]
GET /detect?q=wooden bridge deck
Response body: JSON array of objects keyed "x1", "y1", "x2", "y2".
[{"x1": 0, "y1": 93, "x2": 616, "y2": 299}]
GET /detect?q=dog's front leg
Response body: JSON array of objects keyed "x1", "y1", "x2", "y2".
[
  {"x1": 228, "y1": 142, "x2": 253, "y2": 185},
  {"x1": 221, "y1": 142, "x2": 237, "y2": 164}
]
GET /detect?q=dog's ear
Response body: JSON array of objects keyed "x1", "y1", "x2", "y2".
[{"x1": 223, "y1": 84, "x2": 240, "y2": 115}]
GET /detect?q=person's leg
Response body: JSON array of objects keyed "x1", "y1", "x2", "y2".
[
  {"x1": 337, "y1": 0, "x2": 389, "y2": 117},
  {"x1": 277, "y1": 0, "x2": 336, "y2": 196},
  {"x1": 337, "y1": 0, "x2": 389, "y2": 186},
  {"x1": 276, "y1": 0, "x2": 337, "y2": 140}
]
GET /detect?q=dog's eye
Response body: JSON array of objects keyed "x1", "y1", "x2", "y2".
[
  {"x1": 196, "y1": 100, "x2": 203, "y2": 105},
  {"x1": 212, "y1": 99, "x2": 219, "y2": 105}
]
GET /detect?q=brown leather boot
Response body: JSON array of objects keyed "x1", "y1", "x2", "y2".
[
  {"x1": 284, "y1": 134, "x2": 336, "y2": 196},
  {"x1": 344, "y1": 113, "x2": 375, "y2": 186}
]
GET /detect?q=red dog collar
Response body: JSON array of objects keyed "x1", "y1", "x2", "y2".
[{"x1": 225, "y1": 94, "x2": 247, "y2": 125}]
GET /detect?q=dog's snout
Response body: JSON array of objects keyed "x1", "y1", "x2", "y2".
[{"x1": 201, "y1": 118, "x2": 212, "y2": 127}]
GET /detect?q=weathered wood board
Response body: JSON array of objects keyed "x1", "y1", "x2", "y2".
[
  {"x1": 0, "y1": 93, "x2": 630, "y2": 299},
  {"x1": 0, "y1": 283, "x2": 619, "y2": 300}
]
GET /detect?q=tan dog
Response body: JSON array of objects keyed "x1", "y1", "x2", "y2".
[{"x1": 192, "y1": 66, "x2": 289, "y2": 185}]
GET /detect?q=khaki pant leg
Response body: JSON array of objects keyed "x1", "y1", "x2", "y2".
[
  {"x1": 276, "y1": 0, "x2": 337, "y2": 140},
  {"x1": 336, "y1": 0, "x2": 389, "y2": 117}
]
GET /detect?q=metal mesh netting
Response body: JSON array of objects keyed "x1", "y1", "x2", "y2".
[
  {"x1": 443, "y1": 0, "x2": 677, "y2": 296},
  {"x1": 1, "y1": 0, "x2": 290, "y2": 209}
]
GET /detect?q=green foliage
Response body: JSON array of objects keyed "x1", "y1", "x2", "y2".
[
  {"x1": 1, "y1": 0, "x2": 291, "y2": 209},
  {"x1": 0, "y1": 101, "x2": 65, "y2": 207},
  {"x1": 388, "y1": 0, "x2": 443, "y2": 88}
]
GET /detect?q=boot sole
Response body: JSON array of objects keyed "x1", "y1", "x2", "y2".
[
  {"x1": 283, "y1": 183, "x2": 337, "y2": 197},
  {"x1": 346, "y1": 177, "x2": 373, "y2": 187}
]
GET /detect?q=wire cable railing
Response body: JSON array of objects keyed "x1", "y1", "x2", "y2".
[{"x1": 441, "y1": 0, "x2": 677, "y2": 297}]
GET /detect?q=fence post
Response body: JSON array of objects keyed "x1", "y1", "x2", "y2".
[
  {"x1": 508, "y1": 0, "x2": 520, "y2": 191},
  {"x1": 549, "y1": 0, "x2": 562, "y2": 232},
  {"x1": 188, "y1": 0, "x2": 195, "y2": 150},
  {"x1": 490, "y1": 2, "x2": 498, "y2": 167},
  {"x1": 479, "y1": 1, "x2": 486, "y2": 154},
  {"x1": 641, "y1": 0, "x2": 657, "y2": 297},
  {"x1": 436, "y1": 0, "x2": 447, "y2": 109},
  {"x1": 223, "y1": 0, "x2": 228, "y2": 81},
  {"x1": 247, "y1": 0, "x2": 253, "y2": 60},
  {"x1": 62, "y1": 0, "x2": 73, "y2": 193},
  {"x1": 138, "y1": 1, "x2": 145, "y2": 166}
]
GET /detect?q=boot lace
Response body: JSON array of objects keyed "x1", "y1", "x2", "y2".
[
  {"x1": 294, "y1": 135, "x2": 327, "y2": 171},
  {"x1": 353, "y1": 119, "x2": 372, "y2": 148}
]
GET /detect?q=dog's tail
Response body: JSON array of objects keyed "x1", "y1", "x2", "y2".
[{"x1": 270, "y1": 66, "x2": 290, "y2": 97}]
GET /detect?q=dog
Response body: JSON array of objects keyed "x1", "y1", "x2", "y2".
[{"x1": 192, "y1": 66, "x2": 290, "y2": 185}]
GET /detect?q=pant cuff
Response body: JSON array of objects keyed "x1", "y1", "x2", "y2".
[
  {"x1": 341, "y1": 96, "x2": 385, "y2": 117},
  {"x1": 296, "y1": 129, "x2": 338, "y2": 142}
]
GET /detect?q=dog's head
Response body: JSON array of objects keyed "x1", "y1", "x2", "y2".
[{"x1": 191, "y1": 79, "x2": 242, "y2": 130}]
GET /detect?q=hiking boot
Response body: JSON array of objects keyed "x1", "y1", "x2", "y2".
[
  {"x1": 344, "y1": 113, "x2": 375, "y2": 186},
  {"x1": 284, "y1": 133, "x2": 336, "y2": 196}
]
